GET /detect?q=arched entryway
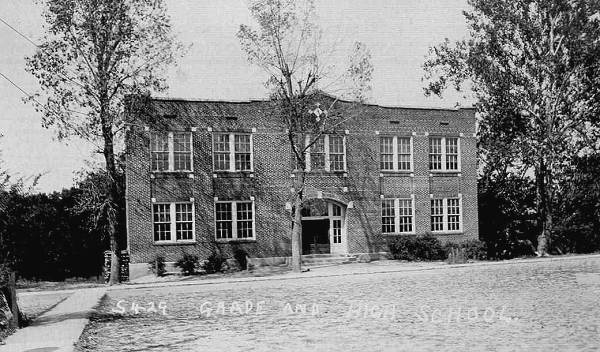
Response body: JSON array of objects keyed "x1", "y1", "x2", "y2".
[{"x1": 300, "y1": 199, "x2": 347, "y2": 255}]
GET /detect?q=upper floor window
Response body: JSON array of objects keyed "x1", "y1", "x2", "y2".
[
  {"x1": 213, "y1": 133, "x2": 253, "y2": 172},
  {"x1": 429, "y1": 137, "x2": 460, "y2": 171},
  {"x1": 381, "y1": 198, "x2": 414, "y2": 234},
  {"x1": 431, "y1": 197, "x2": 462, "y2": 232},
  {"x1": 380, "y1": 136, "x2": 413, "y2": 171},
  {"x1": 153, "y1": 202, "x2": 195, "y2": 243},
  {"x1": 151, "y1": 132, "x2": 193, "y2": 172},
  {"x1": 306, "y1": 134, "x2": 346, "y2": 172},
  {"x1": 215, "y1": 200, "x2": 255, "y2": 240}
]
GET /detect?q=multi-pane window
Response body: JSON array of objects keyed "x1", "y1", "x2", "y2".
[
  {"x1": 306, "y1": 134, "x2": 346, "y2": 172},
  {"x1": 153, "y1": 202, "x2": 195, "y2": 242},
  {"x1": 173, "y1": 133, "x2": 192, "y2": 171},
  {"x1": 213, "y1": 134, "x2": 230, "y2": 171},
  {"x1": 151, "y1": 132, "x2": 193, "y2": 172},
  {"x1": 332, "y1": 219, "x2": 342, "y2": 244},
  {"x1": 236, "y1": 202, "x2": 254, "y2": 238},
  {"x1": 430, "y1": 199, "x2": 444, "y2": 231},
  {"x1": 329, "y1": 135, "x2": 345, "y2": 171},
  {"x1": 215, "y1": 201, "x2": 255, "y2": 240},
  {"x1": 175, "y1": 203, "x2": 194, "y2": 240},
  {"x1": 397, "y1": 199, "x2": 413, "y2": 233},
  {"x1": 332, "y1": 203, "x2": 342, "y2": 217},
  {"x1": 447, "y1": 198, "x2": 461, "y2": 231},
  {"x1": 381, "y1": 199, "x2": 396, "y2": 233},
  {"x1": 153, "y1": 204, "x2": 171, "y2": 241},
  {"x1": 151, "y1": 133, "x2": 169, "y2": 171},
  {"x1": 382, "y1": 198, "x2": 414, "y2": 234},
  {"x1": 213, "y1": 133, "x2": 253, "y2": 172},
  {"x1": 310, "y1": 136, "x2": 326, "y2": 170},
  {"x1": 446, "y1": 138, "x2": 459, "y2": 171},
  {"x1": 380, "y1": 137, "x2": 394, "y2": 170},
  {"x1": 431, "y1": 197, "x2": 462, "y2": 232},
  {"x1": 398, "y1": 137, "x2": 411, "y2": 170},
  {"x1": 380, "y1": 136, "x2": 412, "y2": 171},
  {"x1": 235, "y1": 135, "x2": 252, "y2": 171},
  {"x1": 215, "y1": 203, "x2": 233, "y2": 239},
  {"x1": 429, "y1": 137, "x2": 460, "y2": 171}
]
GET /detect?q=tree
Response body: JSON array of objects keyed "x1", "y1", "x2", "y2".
[
  {"x1": 26, "y1": 0, "x2": 183, "y2": 284},
  {"x1": 423, "y1": 0, "x2": 600, "y2": 255},
  {"x1": 238, "y1": 0, "x2": 373, "y2": 272},
  {"x1": 552, "y1": 154, "x2": 600, "y2": 253}
]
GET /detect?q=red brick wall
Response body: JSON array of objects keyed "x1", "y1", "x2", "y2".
[{"x1": 125, "y1": 97, "x2": 478, "y2": 264}]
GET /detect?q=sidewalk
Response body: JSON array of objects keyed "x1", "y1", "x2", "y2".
[
  {"x1": 0, "y1": 287, "x2": 106, "y2": 352},
  {"x1": 112, "y1": 252, "x2": 600, "y2": 292}
]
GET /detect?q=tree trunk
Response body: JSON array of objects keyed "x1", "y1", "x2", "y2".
[
  {"x1": 535, "y1": 158, "x2": 551, "y2": 256},
  {"x1": 291, "y1": 171, "x2": 305, "y2": 273},
  {"x1": 100, "y1": 93, "x2": 121, "y2": 285},
  {"x1": 8, "y1": 272, "x2": 18, "y2": 329}
]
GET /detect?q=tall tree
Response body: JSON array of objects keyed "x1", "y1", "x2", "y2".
[
  {"x1": 423, "y1": 0, "x2": 600, "y2": 255},
  {"x1": 26, "y1": 0, "x2": 183, "y2": 284},
  {"x1": 238, "y1": 0, "x2": 373, "y2": 272}
]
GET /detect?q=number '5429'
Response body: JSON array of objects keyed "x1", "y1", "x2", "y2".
[{"x1": 112, "y1": 300, "x2": 167, "y2": 315}]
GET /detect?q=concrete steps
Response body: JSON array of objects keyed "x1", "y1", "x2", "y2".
[{"x1": 301, "y1": 254, "x2": 357, "y2": 267}]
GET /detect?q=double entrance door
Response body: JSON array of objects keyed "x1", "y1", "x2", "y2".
[{"x1": 300, "y1": 201, "x2": 346, "y2": 255}]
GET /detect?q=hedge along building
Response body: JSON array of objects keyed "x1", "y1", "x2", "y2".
[{"x1": 124, "y1": 94, "x2": 478, "y2": 277}]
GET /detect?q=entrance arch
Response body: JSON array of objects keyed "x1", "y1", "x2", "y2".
[{"x1": 300, "y1": 199, "x2": 347, "y2": 255}]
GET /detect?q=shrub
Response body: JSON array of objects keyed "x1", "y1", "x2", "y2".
[
  {"x1": 443, "y1": 239, "x2": 487, "y2": 261},
  {"x1": 201, "y1": 251, "x2": 227, "y2": 274},
  {"x1": 147, "y1": 256, "x2": 166, "y2": 277},
  {"x1": 388, "y1": 234, "x2": 446, "y2": 261},
  {"x1": 233, "y1": 249, "x2": 248, "y2": 270},
  {"x1": 175, "y1": 253, "x2": 199, "y2": 276}
]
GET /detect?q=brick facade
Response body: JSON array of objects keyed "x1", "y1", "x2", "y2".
[{"x1": 125, "y1": 95, "x2": 478, "y2": 264}]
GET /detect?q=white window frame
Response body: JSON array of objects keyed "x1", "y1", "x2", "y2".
[
  {"x1": 152, "y1": 201, "x2": 196, "y2": 243},
  {"x1": 305, "y1": 134, "x2": 347, "y2": 172},
  {"x1": 214, "y1": 200, "x2": 256, "y2": 241},
  {"x1": 381, "y1": 196, "x2": 416, "y2": 234},
  {"x1": 430, "y1": 195, "x2": 463, "y2": 233},
  {"x1": 212, "y1": 132, "x2": 254, "y2": 172},
  {"x1": 429, "y1": 136, "x2": 461, "y2": 172},
  {"x1": 151, "y1": 131, "x2": 194, "y2": 172},
  {"x1": 380, "y1": 136, "x2": 414, "y2": 172}
]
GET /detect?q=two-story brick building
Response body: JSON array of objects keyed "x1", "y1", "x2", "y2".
[{"x1": 124, "y1": 94, "x2": 478, "y2": 276}]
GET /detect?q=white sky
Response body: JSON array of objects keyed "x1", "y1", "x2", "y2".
[{"x1": 0, "y1": 0, "x2": 471, "y2": 192}]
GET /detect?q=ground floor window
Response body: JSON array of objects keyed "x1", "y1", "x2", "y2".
[
  {"x1": 152, "y1": 202, "x2": 195, "y2": 243},
  {"x1": 332, "y1": 219, "x2": 342, "y2": 244},
  {"x1": 381, "y1": 197, "x2": 414, "y2": 234},
  {"x1": 430, "y1": 197, "x2": 462, "y2": 232},
  {"x1": 215, "y1": 200, "x2": 255, "y2": 240}
]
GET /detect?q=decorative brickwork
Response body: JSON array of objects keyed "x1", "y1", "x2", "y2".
[{"x1": 125, "y1": 95, "x2": 478, "y2": 264}]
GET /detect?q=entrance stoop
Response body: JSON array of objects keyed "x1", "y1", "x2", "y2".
[
  {"x1": 301, "y1": 254, "x2": 357, "y2": 267},
  {"x1": 246, "y1": 252, "x2": 390, "y2": 268}
]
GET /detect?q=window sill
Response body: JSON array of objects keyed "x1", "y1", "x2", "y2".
[
  {"x1": 380, "y1": 170, "x2": 413, "y2": 174},
  {"x1": 153, "y1": 240, "x2": 196, "y2": 246},
  {"x1": 382, "y1": 232, "x2": 416, "y2": 236},
  {"x1": 151, "y1": 171, "x2": 194, "y2": 177},
  {"x1": 152, "y1": 170, "x2": 194, "y2": 173},
  {"x1": 430, "y1": 231, "x2": 463, "y2": 235},
  {"x1": 214, "y1": 239, "x2": 257, "y2": 243},
  {"x1": 304, "y1": 170, "x2": 347, "y2": 175},
  {"x1": 429, "y1": 170, "x2": 461, "y2": 174},
  {"x1": 213, "y1": 171, "x2": 255, "y2": 178}
]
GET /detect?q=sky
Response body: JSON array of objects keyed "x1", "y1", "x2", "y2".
[{"x1": 0, "y1": 0, "x2": 471, "y2": 192}]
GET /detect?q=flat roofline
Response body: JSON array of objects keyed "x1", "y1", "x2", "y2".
[{"x1": 151, "y1": 95, "x2": 475, "y2": 111}]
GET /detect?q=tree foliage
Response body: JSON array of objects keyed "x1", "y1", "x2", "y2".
[
  {"x1": 424, "y1": 0, "x2": 600, "y2": 254},
  {"x1": 26, "y1": 0, "x2": 182, "y2": 140},
  {"x1": 0, "y1": 168, "x2": 123, "y2": 281},
  {"x1": 238, "y1": 0, "x2": 373, "y2": 271},
  {"x1": 26, "y1": 0, "x2": 183, "y2": 283}
]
